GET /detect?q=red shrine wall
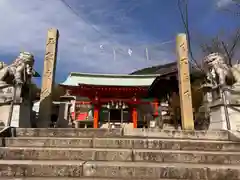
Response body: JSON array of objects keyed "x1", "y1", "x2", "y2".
[
  {"x1": 71, "y1": 96, "x2": 157, "y2": 128},
  {"x1": 63, "y1": 85, "x2": 159, "y2": 128}
]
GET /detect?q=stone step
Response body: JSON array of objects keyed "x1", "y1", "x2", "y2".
[
  {"x1": 123, "y1": 128, "x2": 230, "y2": 140},
  {"x1": 0, "y1": 177, "x2": 202, "y2": 180},
  {"x1": 4, "y1": 137, "x2": 240, "y2": 151},
  {"x1": 12, "y1": 128, "x2": 230, "y2": 140},
  {"x1": 0, "y1": 178, "x2": 191, "y2": 180},
  {"x1": 1, "y1": 147, "x2": 240, "y2": 164},
  {"x1": 0, "y1": 160, "x2": 239, "y2": 179},
  {"x1": 12, "y1": 128, "x2": 122, "y2": 137}
]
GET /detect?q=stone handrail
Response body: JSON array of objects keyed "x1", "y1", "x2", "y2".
[
  {"x1": 0, "y1": 126, "x2": 11, "y2": 138},
  {"x1": 222, "y1": 87, "x2": 240, "y2": 95}
]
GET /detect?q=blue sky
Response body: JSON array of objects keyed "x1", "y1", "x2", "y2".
[{"x1": 0, "y1": 0, "x2": 239, "y2": 86}]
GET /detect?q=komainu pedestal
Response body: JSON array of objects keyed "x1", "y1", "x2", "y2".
[
  {"x1": 209, "y1": 100, "x2": 240, "y2": 130},
  {"x1": 0, "y1": 101, "x2": 32, "y2": 127}
]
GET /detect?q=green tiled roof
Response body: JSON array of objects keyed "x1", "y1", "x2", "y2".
[{"x1": 60, "y1": 72, "x2": 160, "y2": 87}]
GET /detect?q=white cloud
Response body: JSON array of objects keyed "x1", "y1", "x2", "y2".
[
  {"x1": 0, "y1": 0, "x2": 174, "y2": 83},
  {"x1": 216, "y1": 0, "x2": 233, "y2": 7}
]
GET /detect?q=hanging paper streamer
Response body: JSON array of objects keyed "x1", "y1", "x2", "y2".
[
  {"x1": 145, "y1": 47, "x2": 149, "y2": 61},
  {"x1": 113, "y1": 47, "x2": 116, "y2": 61},
  {"x1": 128, "y1": 48, "x2": 133, "y2": 56}
]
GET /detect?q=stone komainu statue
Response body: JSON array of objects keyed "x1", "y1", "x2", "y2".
[
  {"x1": 0, "y1": 52, "x2": 35, "y2": 103},
  {"x1": 203, "y1": 52, "x2": 240, "y2": 87},
  {"x1": 0, "y1": 52, "x2": 34, "y2": 87},
  {"x1": 203, "y1": 53, "x2": 234, "y2": 87},
  {"x1": 203, "y1": 52, "x2": 240, "y2": 104}
]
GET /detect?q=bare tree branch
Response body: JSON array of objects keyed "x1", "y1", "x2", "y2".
[
  {"x1": 177, "y1": 0, "x2": 205, "y2": 72},
  {"x1": 199, "y1": 29, "x2": 240, "y2": 66},
  {"x1": 228, "y1": 29, "x2": 240, "y2": 59},
  {"x1": 221, "y1": 0, "x2": 240, "y2": 16},
  {"x1": 221, "y1": 41, "x2": 232, "y2": 65}
]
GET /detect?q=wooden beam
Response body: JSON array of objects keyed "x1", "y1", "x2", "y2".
[{"x1": 176, "y1": 33, "x2": 194, "y2": 130}]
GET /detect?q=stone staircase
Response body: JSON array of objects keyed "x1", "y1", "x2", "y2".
[{"x1": 0, "y1": 128, "x2": 240, "y2": 179}]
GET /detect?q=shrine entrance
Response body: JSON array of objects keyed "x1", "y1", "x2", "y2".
[
  {"x1": 109, "y1": 109, "x2": 121, "y2": 122},
  {"x1": 106, "y1": 109, "x2": 130, "y2": 128},
  {"x1": 99, "y1": 102, "x2": 131, "y2": 128},
  {"x1": 60, "y1": 73, "x2": 161, "y2": 129}
]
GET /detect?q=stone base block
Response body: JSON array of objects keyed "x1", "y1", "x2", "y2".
[
  {"x1": 0, "y1": 103, "x2": 32, "y2": 128},
  {"x1": 0, "y1": 105, "x2": 11, "y2": 126},
  {"x1": 210, "y1": 105, "x2": 240, "y2": 130}
]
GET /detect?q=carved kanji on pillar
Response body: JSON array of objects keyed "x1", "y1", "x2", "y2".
[
  {"x1": 176, "y1": 33, "x2": 194, "y2": 130},
  {"x1": 38, "y1": 28, "x2": 59, "y2": 127}
]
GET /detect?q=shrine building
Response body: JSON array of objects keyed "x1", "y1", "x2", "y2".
[{"x1": 60, "y1": 68, "x2": 179, "y2": 128}]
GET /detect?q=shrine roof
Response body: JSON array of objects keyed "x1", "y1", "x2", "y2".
[{"x1": 60, "y1": 72, "x2": 159, "y2": 87}]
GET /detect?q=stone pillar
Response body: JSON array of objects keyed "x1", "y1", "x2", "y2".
[
  {"x1": 176, "y1": 33, "x2": 194, "y2": 130},
  {"x1": 55, "y1": 102, "x2": 70, "y2": 128},
  {"x1": 38, "y1": 28, "x2": 59, "y2": 127},
  {"x1": 152, "y1": 100, "x2": 160, "y2": 128}
]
